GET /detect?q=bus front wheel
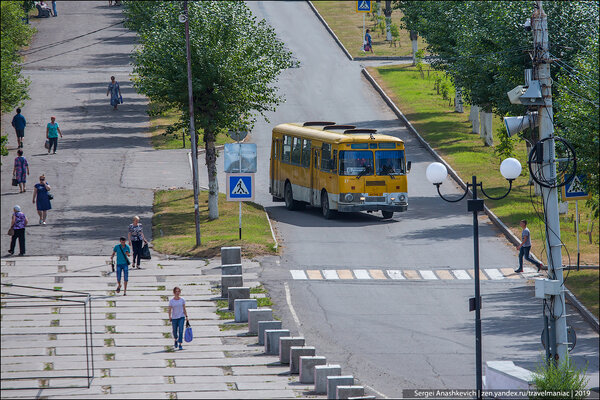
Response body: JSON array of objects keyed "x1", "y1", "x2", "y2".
[
  {"x1": 381, "y1": 211, "x2": 394, "y2": 219},
  {"x1": 285, "y1": 182, "x2": 298, "y2": 211},
  {"x1": 321, "y1": 191, "x2": 336, "y2": 219}
]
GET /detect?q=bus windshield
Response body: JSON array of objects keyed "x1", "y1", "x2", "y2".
[
  {"x1": 375, "y1": 150, "x2": 405, "y2": 175},
  {"x1": 339, "y1": 150, "x2": 374, "y2": 176}
]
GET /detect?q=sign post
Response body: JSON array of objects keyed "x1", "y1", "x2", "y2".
[
  {"x1": 561, "y1": 175, "x2": 590, "y2": 270},
  {"x1": 225, "y1": 135, "x2": 256, "y2": 240},
  {"x1": 356, "y1": 1, "x2": 371, "y2": 51}
]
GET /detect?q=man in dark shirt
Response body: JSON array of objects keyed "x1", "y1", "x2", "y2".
[{"x1": 11, "y1": 108, "x2": 27, "y2": 149}]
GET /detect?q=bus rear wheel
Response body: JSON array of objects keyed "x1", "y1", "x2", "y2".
[
  {"x1": 321, "y1": 191, "x2": 336, "y2": 219},
  {"x1": 381, "y1": 211, "x2": 394, "y2": 219},
  {"x1": 285, "y1": 182, "x2": 298, "y2": 211}
]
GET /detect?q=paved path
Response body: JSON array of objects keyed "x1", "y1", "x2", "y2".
[
  {"x1": 0, "y1": 1, "x2": 191, "y2": 256},
  {"x1": 1, "y1": 255, "x2": 323, "y2": 398}
]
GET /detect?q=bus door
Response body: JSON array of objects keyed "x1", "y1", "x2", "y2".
[
  {"x1": 271, "y1": 139, "x2": 280, "y2": 197},
  {"x1": 311, "y1": 148, "x2": 320, "y2": 206}
]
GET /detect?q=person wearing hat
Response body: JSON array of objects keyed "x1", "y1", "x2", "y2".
[
  {"x1": 8, "y1": 205, "x2": 28, "y2": 256},
  {"x1": 46, "y1": 116, "x2": 63, "y2": 154}
]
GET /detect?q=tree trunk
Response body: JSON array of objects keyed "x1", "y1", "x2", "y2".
[
  {"x1": 384, "y1": 1, "x2": 392, "y2": 42},
  {"x1": 454, "y1": 88, "x2": 464, "y2": 113},
  {"x1": 470, "y1": 105, "x2": 480, "y2": 134},
  {"x1": 204, "y1": 130, "x2": 219, "y2": 220},
  {"x1": 480, "y1": 111, "x2": 493, "y2": 146},
  {"x1": 410, "y1": 31, "x2": 418, "y2": 65},
  {"x1": 376, "y1": 0, "x2": 381, "y2": 16}
]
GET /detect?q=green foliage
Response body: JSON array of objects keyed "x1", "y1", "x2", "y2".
[
  {"x1": 531, "y1": 358, "x2": 589, "y2": 400},
  {"x1": 1, "y1": 1, "x2": 34, "y2": 113},
  {"x1": 0, "y1": 135, "x2": 8, "y2": 158},
  {"x1": 493, "y1": 122, "x2": 516, "y2": 160}
]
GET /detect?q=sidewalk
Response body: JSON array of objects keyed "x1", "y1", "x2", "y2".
[{"x1": 1, "y1": 255, "x2": 321, "y2": 398}]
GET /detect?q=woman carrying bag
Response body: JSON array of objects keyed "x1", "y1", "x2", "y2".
[{"x1": 168, "y1": 287, "x2": 188, "y2": 350}]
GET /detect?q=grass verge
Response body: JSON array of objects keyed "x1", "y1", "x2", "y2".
[
  {"x1": 311, "y1": 1, "x2": 427, "y2": 58},
  {"x1": 152, "y1": 189, "x2": 276, "y2": 259},
  {"x1": 148, "y1": 102, "x2": 232, "y2": 150},
  {"x1": 565, "y1": 270, "x2": 599, "y2": 319}
]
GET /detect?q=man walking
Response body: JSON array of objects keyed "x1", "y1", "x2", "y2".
[
  {"x1": 515, "y1": 219, "x2": 544, "y2": 273},
  {"x1": 110, "y1": 237, "x2": 131, "y2": 295},
  {"x1": 11, "y1": 108, "x2": 27, "y2": 148}
]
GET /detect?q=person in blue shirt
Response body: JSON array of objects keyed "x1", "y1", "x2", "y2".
[
  {"x1": 11, "y1": 108, "x2": 27, "y2": 149},
  {"x1": 110, "y1": 237, "x2": 131, "y2": 295}
]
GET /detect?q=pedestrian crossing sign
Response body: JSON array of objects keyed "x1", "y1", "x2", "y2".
[
  {"x1": 562, "y1": 174, "x2": 590, "y2": 201},
  {"x1": 227, "y1": 173, "x2": 254, "y2": 201},
  {"x1": 356, "y1": 0, "x2": 371, "y2": 12}
]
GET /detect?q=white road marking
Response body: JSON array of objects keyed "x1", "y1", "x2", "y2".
[
  {"x1": 353, "y1": 269, "x2": 372, "y2": 279},
  {"x1": 419, "y1": 270, "x2": 438, "y2": 280},
  {"x1": 386, "y1": 270, "x2": 406, "y2": 280},
  {"x1": 485, "y1": 269, "x2": 504, "y2": 280},
  {"x1": 290, "y1": 270, "x2": 307, "y2": 280},
  {"x1": 453, "y1": 270, "x2": 471, "y2": 280},
  {"x1": 322, "y1": 270, "x2": 339, "y2": 280},
  {"x1": 283, "y1": 282, "x2": 302, "y2": 336}
]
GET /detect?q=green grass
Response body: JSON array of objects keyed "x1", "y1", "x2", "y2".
[
  {"x1": 565, "y1": 270, "x2": 599, "y2": 319},
  {"x1": 219, "y1": 323, "x2": 248, "y2": 331},
  {"x1": 312, "y1": 1, "x2": 427, "y2": 58},
  {"x1": 371, "y1": 65, "x2": 599, "y2": 267},
  {"x1": 148, "y1": 102, "x2": 232, "y2": 150},
  {"x1": 152, "y1": 189, "x2": 276, "y2": 258}
]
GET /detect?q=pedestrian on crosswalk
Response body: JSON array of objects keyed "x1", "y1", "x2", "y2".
[
  {"x1": 515, "y1": 220, "x2": 544, "y2": 273},
  {"x1": 168, "y1": 287, "x2": 188, "y2": 350}
]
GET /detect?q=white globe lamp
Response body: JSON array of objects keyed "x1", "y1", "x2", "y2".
[
  {"x1": 426, "y1": 162, "x2": 448, "y2": 184},
  {"x1": 500, "y1": 158, "x2": 522, "y2": 180}
]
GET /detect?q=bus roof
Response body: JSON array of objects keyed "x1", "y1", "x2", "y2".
[{"x1": 273, "y1": 123, "x2": 404, "y2": 144}]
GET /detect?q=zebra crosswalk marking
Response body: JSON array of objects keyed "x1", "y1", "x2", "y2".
[
  {"x1": 387, "y1": 270, "x2": 406, "y2": 280},
  {"x1": 453, "y1": 270, "x2": 471, "y2": 280},
  {"x1": 419, "y1": 270, "x2": 438, "y2": 280},
  {"x1": 290, "y1": 270, "x2": 308, "y2": 280},
  {"x1": 354, "y1": 269, "x2": 372, "y2": 279},
  {"x1": 306, "y1": 270, "x2": 323, "y2": 280},
  {"x1": 322, "y1": 270, "x2": 339, "y2": 280},
  {"x1": 403, "y1": 270, "x2": 420, "y2": 279},
  {"x1": 485, "y1": 269, "x2": 504, "y2": 280},
  {"x1": 468, "y1": 269, "x2": 488, "y2": 280},
  {"x1": 370, "y1": 269, "x2": 387, "y2": 279},
  {"x1": 435, "y1": 270, "x2": 454, "y2": 280},
  {"x1": 500, "y1": 268, "x2": 521, "y2": 279},
  {"x1": 337, "y1": 269, "x2": 354, "y2": 279}
]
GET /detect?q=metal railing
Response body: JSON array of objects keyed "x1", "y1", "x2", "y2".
[{"x1": 1, "y1": 283, "x2": 94, "y2": 390}]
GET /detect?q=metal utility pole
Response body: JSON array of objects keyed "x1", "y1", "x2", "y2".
[
  {"x1": 532, "y1": 0, "x2": 567, "y2": 364},
  {"x1": 184, "y1": 0, "x2": 201, "y2": 246}
]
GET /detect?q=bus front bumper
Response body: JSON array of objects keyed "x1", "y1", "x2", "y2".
[{"x1": 337, "y1": 204, "x2": 407, "y2": 213}]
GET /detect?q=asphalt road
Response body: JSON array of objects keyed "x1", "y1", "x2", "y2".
[{"x1": 243, "y1": 1, "x2": 599, "y2": 396}]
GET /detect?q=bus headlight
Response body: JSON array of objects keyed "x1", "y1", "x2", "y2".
[
  {"x1": 344, "y1": 193, "x2": 354, "y2": 202},
  {"x1": 399, "y1": 194, "x2": 406, "y2": 202}
]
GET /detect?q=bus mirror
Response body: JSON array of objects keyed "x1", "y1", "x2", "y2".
[{"x1": 407, "y1": 161, "x2": 412, "y2": 172}]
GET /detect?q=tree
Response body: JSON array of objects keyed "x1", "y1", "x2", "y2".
[
  {"x1": 1, "y1": 1, "x2": 34, "y2": 113},
  {"x1": 126, "y1": 1, "x2": 295, "y2": 220}
]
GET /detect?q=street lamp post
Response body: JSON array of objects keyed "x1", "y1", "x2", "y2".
[{"x1": 426, "y1": 158, "x2": 522, "y2": 400}]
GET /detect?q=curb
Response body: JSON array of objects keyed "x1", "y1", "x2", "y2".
[
  {"x1": 264, "y1": 209, "x2": 279, "y2": 251},
  {"x1": 306, "y1": 0, "x2": 353, "y2": 61},
  {"x1": 361, "y1": 66, "x2": 600, "y2": 333}
]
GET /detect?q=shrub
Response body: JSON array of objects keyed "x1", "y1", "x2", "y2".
[{"x1": 530, "y1": 357, "x2": 589, "y2": 400}]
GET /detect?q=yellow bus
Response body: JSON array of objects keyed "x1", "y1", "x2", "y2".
[{"x1": 269, "y1": 122, "x2": 410, "y2": 219}]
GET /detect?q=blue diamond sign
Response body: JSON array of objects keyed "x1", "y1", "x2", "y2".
[
  {"x1": 562, "y1": 175, "x2": 590, "y2": 201},
  {"x1": 227, "y1": 173, "x2": 254, "y2": 201}
]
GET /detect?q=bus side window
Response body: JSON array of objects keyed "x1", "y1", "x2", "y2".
[
  {"x1": 291, "y1": 137, "x2": 301, "y2": 164},
  {"x1": 282, "y1": 136, "x2": 291, "y2": 163},
  {"x1": 301, "y1": 139, "x2": 311, "y2": 168},
  {"x1": 321, "y1": 143, "x2": 331, "y2": 171},
  {"x1": 332, "y1": 150, "x2": 337, "y2": 173}
]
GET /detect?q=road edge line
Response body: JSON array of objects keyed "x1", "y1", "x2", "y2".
[
  {"x1": 283, "y1": 282, "x2": 302, "y2": 336},
  {"x1": 264, "y1": 208, "x2": 278, "y2": 251},
  {"x1": 306, "y1": 0, "x2": 354, "y2": 61}
]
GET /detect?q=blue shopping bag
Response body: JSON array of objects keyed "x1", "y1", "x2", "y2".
[{"x1": 184, "y1": 320, "x2": 193, "y2": 342}]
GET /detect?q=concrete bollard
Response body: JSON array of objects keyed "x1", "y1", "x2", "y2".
[
  {"x1": 264, "y1": 329, "x2": 290, "y2": 355},
  {"x1": 221, "y1": 275, "x2": 243, "y2": 298},
  {"x1": 336, "y1": 386, "x2": 365, "y2": 399},
  {"x1": 289, "y1": 346, "x2": 316, "y2": 374},
  {"x1": 248, "y1": 309, "x2": 273, "y2": 335},
  {"x1": 234, "y1": 299, "x2": 257, "y2": 322},
  {"x1": 221, "y1": 246, "x2": 241, "y2": 265},
  {"x1": 299, "y1": 356, "x2": 327, "y2": 384},
  {"x1": 257, "y1": 321, "x2": 282, "y2": 345},
  {"x1": 279, "y1": 337, "x2": 305, "y2": 364},
  {"x1": 327, "y1": 376, "x2": 354, "y2": 400},
  {"x1": 228, "y1": 287, "x2": 250, "y2": 311},
  {"x1": 314, "y1": 364, "x2": 342, "y2": 394},
  {"x1": 221, "y1": 264, "x2": 242, "y2": 275}
]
